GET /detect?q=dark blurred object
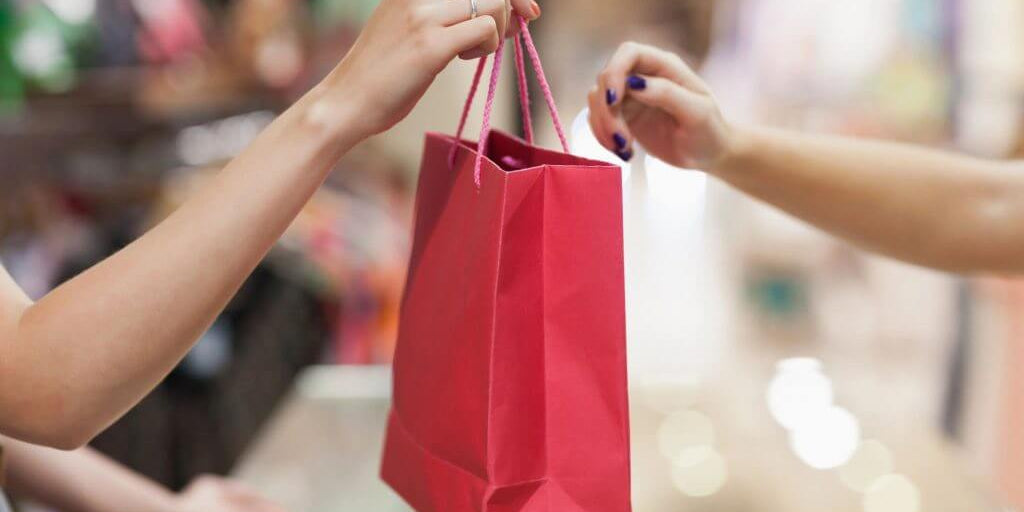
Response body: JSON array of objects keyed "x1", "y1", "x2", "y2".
[
  {"x1": 91, "y1": 0, "x2": 142, "y2": 67},
  {"x1": 91, "y1": 266, "x2": 329, "y2": 488}
]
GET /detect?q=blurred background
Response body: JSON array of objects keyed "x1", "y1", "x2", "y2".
[{"x1": 1, "y1": 0, "x2": 1023, "y2": 511}]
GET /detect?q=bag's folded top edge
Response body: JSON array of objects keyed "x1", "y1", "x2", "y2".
[{"x1": 429, "y1": 130, "x2": 621, "y2": 173}]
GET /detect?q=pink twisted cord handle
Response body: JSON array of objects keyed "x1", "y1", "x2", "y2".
[
  {"x1": 517, "y1": 16, "x2": 569, "y2": 152},
  {"x1": 452, "y1": 15, "x2": 569, "y2": 186},
  {"x1": 453, "y1": 57, "x2": 488, "y2": 152},
  {"x1": 513, "y1": 33, "x2": 534, "y2": 145}
]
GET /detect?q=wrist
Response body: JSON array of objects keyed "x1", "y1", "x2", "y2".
[
  {"x1": 297, "y1": 79, "x2": 370, "y2": 152},
  {"x1": 710, "y1": 123, "x2": 753, "y2": 178}
]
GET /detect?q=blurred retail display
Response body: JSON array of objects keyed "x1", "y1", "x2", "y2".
[{"x1": 234, "y1": 365, "x2": 1005, "y2": 512}]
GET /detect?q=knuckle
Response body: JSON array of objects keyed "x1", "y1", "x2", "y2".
[
  {"x1": 621, "y1": 40, "x2": 640, "y2": 52},
  {"x1": 407, "y1": 5, "x2": 432, "y2": 30},
  {"x1": 483, "y1": 17, "x2": 500, "y2": 44},
  {"x1": 481, "y1": 14, "x2": 498, "y2": 32},
  {"x1": 622, "y1": 40, "x2": 649, "y2": 56},
  {"x1": 667, "y1": 51, "x2": 686, "y2": 67}
]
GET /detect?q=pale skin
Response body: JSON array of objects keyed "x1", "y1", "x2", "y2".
[
  {"x1": 589, "y1": 42, "x2": 1024, "y2": 275},
  {"x1": 0, "y1": 0, "x2": 539, "y2": 509}
]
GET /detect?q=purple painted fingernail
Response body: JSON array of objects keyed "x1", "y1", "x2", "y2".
[
  {"x1": 616, "y1": 148, "x2": 633, "y2": 162},
  {"x1": 627, "y1": 75, "x2": 647, "y2": 90},
  {"x1": 613, "y1": 132, "x2": 627, "y2": 150},
  {"x1": 606, "y1": 88, "x2": 617, "y2": 105}
]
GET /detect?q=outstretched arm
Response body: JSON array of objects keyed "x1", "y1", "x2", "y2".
[
  {"x1": 0, "y1": 0, "x2": 539, "y2": 450},
  {"x1": 588, "y1": 42, "x2": 1024, "y2": 274},
  {"x1": 719, "y1": 127, "x2": 1024, "y2": 274}
]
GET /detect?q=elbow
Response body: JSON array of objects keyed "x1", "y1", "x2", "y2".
[
  {"x1": 34, "y1": 396, "x2": 103, "y2": 451},
  {"x1": 3, "y1": 391, "x2": 102, "y2": 451},
  {"x1": 33, "y1": 424, "x2": 95, "y2": 451}
]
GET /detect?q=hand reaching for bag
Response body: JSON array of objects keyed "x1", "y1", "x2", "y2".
[
  {"x1": 587, "y1": 42, "x2": 733, "y2": 171},
  {"x1": 315, "y1": 0, "x2": 541, "y2": 140}
]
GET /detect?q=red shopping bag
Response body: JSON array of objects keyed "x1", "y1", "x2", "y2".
[{"x1": 382, "y1": 18, "x2": 632, "y2": 512}]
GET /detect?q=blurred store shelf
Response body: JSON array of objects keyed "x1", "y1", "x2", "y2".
[{"x1": 234, "y1": 365, "x2": 1005, "y2": 512}]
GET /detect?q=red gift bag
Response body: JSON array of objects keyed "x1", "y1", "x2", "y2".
[{"x1": 382, "y1": 18, "x2": 632, "y2": 512}]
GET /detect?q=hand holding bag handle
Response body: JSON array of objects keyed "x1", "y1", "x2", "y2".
[{"x1": 450, "y1": 15, "x2": 571, "y2": 186}]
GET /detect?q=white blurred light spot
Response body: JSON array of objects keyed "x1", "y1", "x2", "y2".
[
  {"x1": 863, "y1": 474, "x2": 921, "y2": 512},
  {"x1": 44, "y1": 0, "x2": 96, "y2": 24},
  {"x1": 670, "y1": 446, "x2": 728, "y2": 497},
  {"x1": 767, "y1": 357, "x2": 834, "y2": 430},
  {"x1": 644, "y1": 155, "x2": 707, "y2": 231},
  {"x1": 14, "y1": 29, "x2": 64, "y2": 78},
  {"x1": 571, "y1": 108, "x2": 631, "y2": 183},
  {"x1": 789, "y1": 406, "x2": 861, "y2": 469},
  {"x1": 657, "y1": 410, "x2": 715, "y2": 460},
  {"x1": 840, "y1": 440, "x2": 895, "y2": 492},
  {"x1": 645, "y1": 155, "x2": 706, "y2": 204}
]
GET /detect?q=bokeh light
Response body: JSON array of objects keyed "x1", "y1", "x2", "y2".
[
  {"x1": 789, "y1": 405, "x2": 861, "y2": 469},
  {"x1": 670, "y1": 446, "x2": 729, "y2": 497},
  {"x1": 863, "y1": 474, "x2": 921, "y2": 512},
  {"x1": 767, "y1": 358, "x2": 835, "y2": 430}
]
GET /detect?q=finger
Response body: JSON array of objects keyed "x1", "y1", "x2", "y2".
[
  {"x1": 445, "y1": 15, "x2": 500, "y2": 60},
  {"x1": 622, "y1": 75, "x2": 710, "y2": 126},
  {"x1": 599, "y1": 42, "x2": 708, "y2": 108},
  {"x1": 587, "y1": 87, "x2": 633, "y2": 161},
  {"x1": 432, "y1": 0, "x2": 508, "y2": 36},
  {"x1": 509, "y1": 0, "x2": 540, "y2": 20}
]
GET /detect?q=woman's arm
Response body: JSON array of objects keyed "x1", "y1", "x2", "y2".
[
  {"x1": 3, "y1": 435, "x2": 179, "y2": 512},
  {"x1": 719, "y1": 127, "x2": 1024, "y2": 274},
  {"x1": 3, "y1": 435, "x2": 283, "y2": 512},
  {"x1": 588, "y1": 42, "x2": 1024, "y2": 274},
  {"x1": 0, "y1": 0, "x2": 538, "y2": 450}
]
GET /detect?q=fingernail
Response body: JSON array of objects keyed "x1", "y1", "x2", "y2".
[
  {"x1": 613, "y1": 132, "x2": 627, "y2": 150},
  {"x1": 627, "y1": 75, "x2": 647, "y2": 90},
  {"x1": 616, "y1": 149, "x2": 633, "y2": 162},
  {"x1": 606, "y1": 88, "x2": 617, "y2": 105},
  {"x1": 530, "y1": 1, "x2": 541, "y2": 18}
]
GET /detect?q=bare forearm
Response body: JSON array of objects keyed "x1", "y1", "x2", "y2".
[
  {"x1": 0, "y1": 87, "x2": 359, "y2": 447},
  {"x1": 3, "y1": 436, "x2": 177, "y2": 512},
  {"x1": 0, "y1": 0, "x2": 519, "y2": 448},
  {"x1": 716, "y1": 125, "x2": 1024, "y2": 274}
]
